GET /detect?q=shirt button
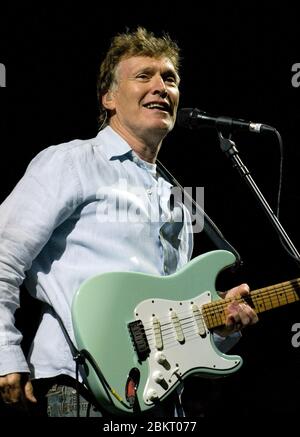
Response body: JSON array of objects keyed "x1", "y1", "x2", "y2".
[{"x1": 147, "y1": 189, "x2": 152, "y2": 195}]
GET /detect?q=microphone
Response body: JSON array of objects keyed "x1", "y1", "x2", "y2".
[{"x1": 177, "y1": 108, "x2": 275, "y2": 134}]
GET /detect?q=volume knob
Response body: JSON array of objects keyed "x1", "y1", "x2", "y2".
[
  {"x1": 153, "y1": 371, "x2": 164, "y2": 383},
  {"x1": 146, "y1": 388, "x2": 158, "y2": 402},
  {"x1": 155, "y1": 352, "x2": 167, "y2": 364}
]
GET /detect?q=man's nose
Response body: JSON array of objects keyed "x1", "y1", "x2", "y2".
[{"x1": 152, "y1": 76, "x2": 168, "y2": 97}]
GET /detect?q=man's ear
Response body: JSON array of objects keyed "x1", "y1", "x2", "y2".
[{"x1": 102, "y1": 91, "x2": 115, "y2": 110}]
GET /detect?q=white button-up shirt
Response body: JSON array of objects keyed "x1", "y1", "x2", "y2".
[{"x1": 0, "y1": 126, "x2": 195, "y2": 379}]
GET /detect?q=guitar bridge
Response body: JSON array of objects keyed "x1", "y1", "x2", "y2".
[{"x1": 128, "y1": 320, "x2": 150, "y2": 361}]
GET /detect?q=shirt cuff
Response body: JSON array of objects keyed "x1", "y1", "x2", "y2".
[
  {"x1": 213, "y1": 331, "x2": 242, "y2": 353},
  {"x1": 0, "y1": 345, "x2": 30, "y2": 375}
]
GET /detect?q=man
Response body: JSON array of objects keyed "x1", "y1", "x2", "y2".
[{"x1": 0, "y1": 27, "x2": 258, "y2": 417}]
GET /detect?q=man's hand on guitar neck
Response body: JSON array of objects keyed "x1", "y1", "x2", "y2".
[
  {"x1": 215, "y1": 283, "x2": 259, "y2": 337},
  {"x1": 0, "y1": 372, "x2": 37, "y2": 407}
]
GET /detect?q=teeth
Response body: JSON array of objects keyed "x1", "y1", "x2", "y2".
[{"x1": 146, "y1": 103, "x2": 167, "y2": 110}]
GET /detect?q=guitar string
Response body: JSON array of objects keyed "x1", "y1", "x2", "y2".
[
  {"x1": 144, "y1": 310, "x2": 207, "y2": 348},
  {"x1": 147, "y1": 335, "x2": 200, "y2": 351},
  {"x1": 143, "y1": 311, "x2": 204, "y2": 333},
  {"x1": 145, "y1": 317, "x2": 203, "y2": 344},
  {"x1": 146, "y1": 325, "x2": 203, "y2": 349},
  {"x1": 142, "y1": 284, "x2": 299, "y2": 348},
  {"x1": 203, "y1": 283, "x2": 299, "y2": 318},
  {"x1": 136, "y1": 284, "x2": 300, "y2": 352},
  {"x1": 142, "y1": 282, "x2": 298, "y2": 329},
  {"x1": 146, "y1": 321, "x2": 198, "y2": 342},
  {"x1": 143, "y1": 304, "x2": 242, "y2": 350},
  {"x1": 144, "y1": 314, "x2": 202, "y2": 333},
  {"x1": 146, "y1": 320, "x2": 207, "y2": 350},
  {"x1": 144, "y1": 297, "x2": 297, "y2": 346},
  {"x1": 141, "y1": 281, "x2": 299, "y2": 332},
  {"x1": 205, "y1": 282, "x2": 299, "y2": 311}
]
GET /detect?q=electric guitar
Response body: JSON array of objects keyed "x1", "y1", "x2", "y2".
[{"x1": 71, "y1": 250, "x2": 299, "y2": 415}]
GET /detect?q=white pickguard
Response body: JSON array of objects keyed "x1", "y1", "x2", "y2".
[{"x1": 134, "y1": 292, "x2": 241, "y2": 405}]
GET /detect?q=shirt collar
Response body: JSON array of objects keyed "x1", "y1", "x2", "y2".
[
  {"x1": 95, "y1": 126, "x2": 133, "y2": 161},
  {"x1": 94, "y1": 126, "x2": 158, "y2": 176}
]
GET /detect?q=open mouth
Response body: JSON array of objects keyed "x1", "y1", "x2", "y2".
[{"x1": 143, "y1": 102, "x2": 172, "y2": 114}]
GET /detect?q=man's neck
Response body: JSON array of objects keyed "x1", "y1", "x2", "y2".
[{"x1": 109, "y1": 122, "x2": 163, "y2": 163}]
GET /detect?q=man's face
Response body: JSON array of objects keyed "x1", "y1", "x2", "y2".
[{"x1": 104, "y1": 56, "x2": 180, "y2": 143}]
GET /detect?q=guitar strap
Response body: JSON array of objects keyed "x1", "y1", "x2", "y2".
[{"x1": 156, "y1": 159, "x2": 242, "y2": 268}]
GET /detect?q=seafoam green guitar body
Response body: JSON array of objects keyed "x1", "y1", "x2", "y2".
[{"x1": 72, "y1": 250, "x2": 242, "y2": 415}]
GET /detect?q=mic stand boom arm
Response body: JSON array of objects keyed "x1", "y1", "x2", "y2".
[{"x1": 218, "y1": 131, "x2": 300, "y2": 267}]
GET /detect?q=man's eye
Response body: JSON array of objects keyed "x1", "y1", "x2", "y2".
[
  {"x1": 165, "y1": 76, "x2": 178, "y2": 85},
  {"x1": 137, "y1": 74, "x2": 149, "y2": 80}
]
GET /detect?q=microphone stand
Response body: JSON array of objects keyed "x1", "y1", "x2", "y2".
[{"x1": 217, "y1": 131, "x2": 300, "y2": 267}]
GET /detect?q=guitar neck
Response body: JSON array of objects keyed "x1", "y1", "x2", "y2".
[{"x1": 203, "y1": 278, "x2": 300, "y2": 330}]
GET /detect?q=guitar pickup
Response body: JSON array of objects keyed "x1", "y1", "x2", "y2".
[{"x1": 128, "y1": 320, "x2": 150, "y2": 361}]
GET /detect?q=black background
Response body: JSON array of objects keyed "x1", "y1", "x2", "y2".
[{"x1": 0, "y1": 3, "x2": 299, "y2": 420}]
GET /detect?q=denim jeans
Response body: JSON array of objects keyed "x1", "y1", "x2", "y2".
[
  {"x1": 0, "y1": 377, "x2": 181, "y2": 418},
  {"x1": 33, "y1": 375, "x2": 180, "y2": 418},
  {"x1": 45, "y1": 383, "x2": 102, "y2": 417}
]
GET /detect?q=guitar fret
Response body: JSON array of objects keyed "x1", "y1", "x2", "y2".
[
  {"x1": 252, "y1": 279, "x2": 300, "y2": 314},
  {"x1": 202, "y1": 278, "x2": 300, "y2": 329},
  {"x1": 202, "y1": 301, "x2": 226, "y2": 329}
]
